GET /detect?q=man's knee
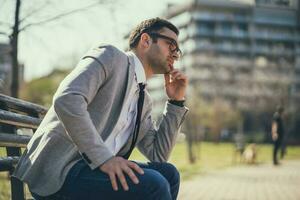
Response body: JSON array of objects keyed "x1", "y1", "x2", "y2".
[
  {"x1": 161, "y1": 162, "x2": 180, "y2": 184},
  {"x1": 142, "y1": 169, "x2": 171, "y2": 198}
]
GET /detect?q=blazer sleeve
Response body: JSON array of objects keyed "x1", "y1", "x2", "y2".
[
  {"x1": 137, "y1": 101, "x2": 189, "y2": 162},
  {"x1": 53, "y1": 47, "x2": 114, "y2": 169}
]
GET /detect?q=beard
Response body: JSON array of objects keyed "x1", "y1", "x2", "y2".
[{"x1": 147, "y1": 45, "x2": 170, "y2": 74}]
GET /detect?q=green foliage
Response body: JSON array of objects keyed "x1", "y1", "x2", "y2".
[
  {"x1": 20, "y1": 69, "x2": 70, "y2": 107},
  {"x1": 186, "y1": 96, "x2": 243, "y2": 142},
  {"x1": 244, "y1": 131, "x2": 266, "y2": 143}
]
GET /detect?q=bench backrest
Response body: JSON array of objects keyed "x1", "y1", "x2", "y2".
[{"x1": 0, "y1": 94, "x2": 47, "y2": 200}]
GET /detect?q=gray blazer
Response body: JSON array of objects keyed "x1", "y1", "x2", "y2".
[{"x1": 13, "y1": 44, "x2": 188, "y2": 196}]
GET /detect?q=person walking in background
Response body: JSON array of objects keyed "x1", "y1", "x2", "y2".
[
  {"x1": 13, "y1": 18, "x2": 188, "y2": 200},
  {"x1": 272, "y1": 105, "x2": 285, "y2": 165}
]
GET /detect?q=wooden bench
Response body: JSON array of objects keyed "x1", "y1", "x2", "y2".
[{"x1": 0, "y1": 94, "x2": 47, "y2": 200}]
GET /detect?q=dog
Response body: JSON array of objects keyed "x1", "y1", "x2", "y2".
[{"x1": 242, "y1": 143, "x2": 257, "y2": 164}]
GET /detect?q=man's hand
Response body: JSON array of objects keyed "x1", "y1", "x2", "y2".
[
  {"x1": 99, "y1": 156, "x2": 144, "y2": 191},
  {"x1": 271, "y1": 122, "x2": 278, "y2": 141},
  {"x1": 164, "y1": 69, "x2": 188, "y2": 101},
  {"x1": 272, "y1": 132, "x2": 278, "y2": 141}
]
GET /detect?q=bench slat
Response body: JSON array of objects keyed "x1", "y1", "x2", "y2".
[
  {"x1": 0, "y1": 94, "x2": 47, "y2": 116},
  {"x1": 0, "y1": 94, "x2": 45, "y2": 200},
  {"x1": 0, "y1": 156, "x2": 20, "y2": 171},
  {"x1": 0, "y1": 133, "x2": 31, "y2": 147},
  {"x1": 0, "y1": 109, "x2": 41, "y2": 129}
]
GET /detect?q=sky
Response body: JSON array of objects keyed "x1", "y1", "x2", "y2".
[{"x1": 0, "y1": 0, "x2": 184, "y2": 81}]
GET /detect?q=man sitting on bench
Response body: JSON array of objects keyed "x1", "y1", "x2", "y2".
[{"x1": 13, "y1": 18, "x2": 189, "y2": 200}]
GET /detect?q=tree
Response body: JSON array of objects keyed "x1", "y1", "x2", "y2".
[
  {"x1": 20, "y1": 68, "x2": 70, "y2": 107},
  {"x1": 184, "y1": 90, "x2": 243, "y2": 163},
  {"x1": 0, "y1": 0, "x2": 111, "y2": 98},
  {"x1": 10, "y1": 0, "x2": 21, "y2": 98}
]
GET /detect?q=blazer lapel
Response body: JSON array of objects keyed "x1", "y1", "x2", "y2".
[
  {"x1": 123, "y1": 52, "x2": 135, "y2": 103},
  {"x1": 102, "y1": 53, "x2": 135, "y2": 141},
  {"x1": 116, "y1": 52, "x2": 137, "y2": 156}
]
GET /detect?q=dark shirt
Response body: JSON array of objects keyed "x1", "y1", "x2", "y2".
[{"x1": 273, "y1": 112, "x2": 285, "y2": 138}]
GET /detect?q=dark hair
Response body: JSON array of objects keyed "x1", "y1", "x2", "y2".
[{"x1": 129, "y1": 17, "x2": 179, "y2": 50}]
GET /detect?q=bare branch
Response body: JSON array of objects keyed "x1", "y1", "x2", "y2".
[
  {"x1": 19, "y1": 0, "x2": 51, "y2": 25},
  {"x1": 19, "y1": 1, "x2": 106, "y2": 32}
]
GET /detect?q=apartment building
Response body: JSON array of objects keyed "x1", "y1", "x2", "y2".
[{"x1": 160, "y1": 0, "x2": 300, "y2": 111}]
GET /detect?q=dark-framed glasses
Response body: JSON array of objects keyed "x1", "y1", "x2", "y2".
[{"x1": 148, "y1": 32, "x2": 182, "y2": 58}]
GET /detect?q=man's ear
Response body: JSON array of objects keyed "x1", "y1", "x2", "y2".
[{"x1": 140, "y1": 33, "x2": 151, "y2": 48}]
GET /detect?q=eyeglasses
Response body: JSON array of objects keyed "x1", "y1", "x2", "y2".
[{"x1": 148, "y1": 32, "x2": 182, "y2": 59}]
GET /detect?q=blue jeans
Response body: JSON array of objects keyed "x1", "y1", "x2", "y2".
[{"x1": 31, "y1": 159, "x2": 180, "y2": 200}]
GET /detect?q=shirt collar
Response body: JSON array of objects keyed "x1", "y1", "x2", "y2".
[{"x1": 128, "y1": 51, "x2": 146, "y2": 84}]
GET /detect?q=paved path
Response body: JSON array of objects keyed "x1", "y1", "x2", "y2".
[{"x1": 178, "y1": 160, "x2": 300, "y2": 200}]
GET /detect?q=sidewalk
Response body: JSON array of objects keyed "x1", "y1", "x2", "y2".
[{"x1": 178, "y1": 160, "x2": 300, "y2": 200}]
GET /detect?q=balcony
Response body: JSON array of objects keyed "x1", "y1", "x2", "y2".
[
  {"x1": 252, "y1": 32, "x2": 295, "y2": 42},
  {"x1": 192, "y1": 12, "x2": 249, "y2": 23},
  {"x1": 214, "y1": 29, "x2": 248, "y2": 39},
  {"x1": 253, "y1": 17, "x2": 297, "y2": 27},
  {"x1": 252, "y1": 46, "x2": 294, "y2": 57},
  {"x1": 183, "y1": 54, "x2": 252, "y2": 72},
  {"x1": 192, "y1": 29, "x2": 214, "y2": 37}
]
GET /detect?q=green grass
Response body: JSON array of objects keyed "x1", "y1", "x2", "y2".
[
  {"x1": 130, "y1": 142, "x2": 300, "y2": 179},
  {"x1": 1, "y1": 142, "x2": 300, "y2": 199}
]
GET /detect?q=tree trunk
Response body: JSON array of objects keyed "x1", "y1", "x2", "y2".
[
  {"x1": 185, "y1": 118, "x2": 197, "y2": 164},
  {"x1": 10, "y1": 0, "x2": 21, "y2": 98}
]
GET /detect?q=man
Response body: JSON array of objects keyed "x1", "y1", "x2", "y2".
[
  {"x1": 271, "y1": 105, "x2": 285, "y2": 165},
  {"x1": 13, "y1": 18, "x2": 188, "y2": 200}
]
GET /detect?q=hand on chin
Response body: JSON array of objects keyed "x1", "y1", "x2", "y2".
[{"x1": 165, "y1": 63, "x2": 173, "y2": 74}]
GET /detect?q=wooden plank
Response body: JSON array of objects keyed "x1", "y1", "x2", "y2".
[
  {"x1": 11, "y1": 177, "x2": 25, "y2": 200},
  {"x1": 2, "y1": 124, "x2": 26, "y2": 200},
  {"x1": 0, "y1": 109, "x2": 41, "y2": 129},
  {"x1": 0, "y1": 133, "x2": 31, "y2": 147},
  {"x1": 0, "y1": 156, "x2": 19, "y2": 171},
  {"x1": 0, "y1": 94, "x2": 47, "y2": 116},
  {"x1": 7, "y1": 154, "x2": 25, "y2": 200}
]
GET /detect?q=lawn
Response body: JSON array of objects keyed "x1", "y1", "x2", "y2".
[
  {"x1": 131, "y1": 142, "x2": 300, "y2": 179},
  {"x1": 1, "y1": 142, "x2": 300, "y2": 199}
]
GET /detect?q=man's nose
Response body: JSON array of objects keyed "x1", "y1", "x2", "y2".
[{"x1": 172, "y1": 52, "x2": 179, "y2": 60}]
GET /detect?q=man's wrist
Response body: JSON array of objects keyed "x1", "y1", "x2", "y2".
[{"x1": 168, "y1": 99, "x2": 185, "y2": 107}]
